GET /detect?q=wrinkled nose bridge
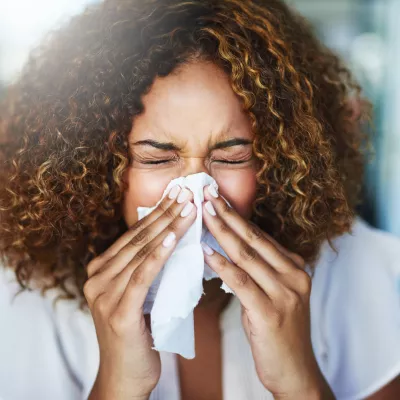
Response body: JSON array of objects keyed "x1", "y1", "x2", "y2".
[{"x1": 180, "y1": 156, "x2": 210, "y2": 177}]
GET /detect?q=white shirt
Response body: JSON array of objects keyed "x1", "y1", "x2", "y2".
[{"x1": 1, "y1": 216, "x2": 400, "y2": 400}]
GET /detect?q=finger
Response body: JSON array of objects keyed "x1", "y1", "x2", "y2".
[
  {"x1": 246, "y1": 220, "x2": 305, "y2": 268},
  {"x1": 87, "y1": 185, "x2": 193, "y2": 277},
  {"x1": 99, "y1": 219, "x2": 185, "y2": 314},
  {"x1": 203, "y1": 185, "x2": 302, "y2": 273},
  {"x1": 87, "y1": 200, "x2": 197, "y2": 300},
  {"x1": 201, "y1": 244, "x2": 275, "y2": 315},
  {"x1": 92, "y1": 231, "x2": 178, "y2": 326},
  {"x1": 90, "y1": 267, "x2": 134, "y2": 317},
  {"x1": 203, "y1": 203, "x2": 288, "y2": 297},
  {"x1": 114, "y1": 230, "x2": 179, "y2": 319},
  {"x1": 202, "y1": 199, "x2": 304, "y2": 294},
  {"x1": 201, "y1": 206, "x2": 286, "y2": 298}
]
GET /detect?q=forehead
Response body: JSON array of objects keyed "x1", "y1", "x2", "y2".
[{"x1": 129, "y1": 61, "x2": 254, "y2": 145}]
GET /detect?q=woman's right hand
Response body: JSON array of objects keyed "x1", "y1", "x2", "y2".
[{"x1": 85, "y1": 185, "x2": 196, "y2": 400}]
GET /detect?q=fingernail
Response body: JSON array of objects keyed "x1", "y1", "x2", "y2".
[
  {"x1": 205, "y1": 201, "x2": 216, "y2": 216},
  {"x1": 201, "y1": 241, "x2": 214, "y2": 255},
  {"x1": 180, "y1": 201, "x2": 194, "y2": 217},
  {"x1": 177, "y1": 188, "x2": 190, "y2": 203},
  {"x1": 168, "y1": 185, "x2": 181, "y2": 200},
  {"x1": 162, "y1": 232, "x2": 176, "y2": 247},
  {"x1": 207, "y1": 185, "x2": 219, "y2": 198}
]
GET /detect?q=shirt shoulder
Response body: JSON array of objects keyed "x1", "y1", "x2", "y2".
[
  {"x1": 0, "y1": 267, "x2": 98, "y2": 400},
  {"x1": 311, "y1": 216, "x2": 400, "y2": 400}
]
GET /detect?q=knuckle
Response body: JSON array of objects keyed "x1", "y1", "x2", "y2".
[
  {"x1": 135, "y1": 244, "x2": 151, "y2": 262},
  {"x1": 239, "y1": 244, "x2": 258, "y2": 262},
  {"x1": 246, "y1": 223, "x2": 264, "y2": 242},
  {"x1": 129, "y1": 229, "x2": 150, "y2": 247},
  {"x1": 93, "y1": 294, "x2": 110, "y2": 317},
  {"x1": 164, "y1": 205, "x2": 177, "y2": 220},
  {"x1": 234, "y1": 268, "x2": 249, "y2": 287},
  {"x1": 135, "y1": 217, "x2": 147, "y2": 229},
  {"x1": 135, "y1": 246, "x2": 149, "y2": 261},
  {"x1": 295, "y1": 270, "x2": 312, "y2": 294},
  {"x1": 129, "y1": 217, "x2": 146, "y2": 233},
  {"x1": 150, "y1": 247, "x2": 164, "y2": 262},
  {"x1": 293, "y1": 253, "x2": 306, "y2": 268},
  {"x1": 216, "y1": 255, "x2": 229, "y2": 271},
  {"x1": 157, "y1": 199, "x2": 169, "y2": 214},
  {"x1": 284, "y1": 289, "x2": 302, "y2": 311},
  {"x1": 86, "y1": 259, "x2": 101, "y2": 277},
  {"x1": 220, "y1": 201, "x2": 232, "y2": 216},
  {"x1": 108, "y1": 314, "x2": 129, "y2": 336},
  {"x1": 93, "y1": 259, "x2": 111, "y2": 276},
  {"x1": 83, "y1": 280, "x2": 95, "y2": 302},
  {"x1": 167, "y1": 219, "x2": 179, "y2": 233},
  {"x1": 129, "y1": 267, "x2": 146, "y2": 286},
  {"x1": 217, "y1": 220, "x2": 230, "y2": 234}
]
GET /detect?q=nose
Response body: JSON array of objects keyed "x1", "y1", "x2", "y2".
[{"x1": 180, "y1": 156, "x2": 210, "y2": 177}]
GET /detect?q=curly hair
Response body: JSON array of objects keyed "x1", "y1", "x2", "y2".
[{"x1": 0, "y1": 0, "x2": 372, "y2": 304}]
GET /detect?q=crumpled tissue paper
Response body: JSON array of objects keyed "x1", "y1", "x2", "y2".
[{"x1": 137, "y1": 172, "x2": 234, "y2": 359}]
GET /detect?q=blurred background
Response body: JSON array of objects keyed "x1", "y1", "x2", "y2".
[{"x1": 0, "y1": 0, "x2": 399, "y2": 237}]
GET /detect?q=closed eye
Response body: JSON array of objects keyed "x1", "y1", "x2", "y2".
[
  {"x1": 140, "y1": 159, "x2": 250, "y2": 165},
  {"x1": 214, "y1": 159, "x2": 249, "y2": 164},
  {"x1": 141, "y1": 160, "x2": 173, "y2": 165}
]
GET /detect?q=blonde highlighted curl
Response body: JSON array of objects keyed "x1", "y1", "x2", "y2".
[{"x1": 0, "y1": 0, "x2": 372, "y2": 304}]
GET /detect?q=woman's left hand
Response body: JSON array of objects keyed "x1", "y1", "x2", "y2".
[{"x1": 201, "y1": 185, "x2": 335, "y2": 400}]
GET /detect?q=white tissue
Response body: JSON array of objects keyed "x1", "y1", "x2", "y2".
[{"x1": 137, "y1": 172, "x2": 234, "y2": 359}]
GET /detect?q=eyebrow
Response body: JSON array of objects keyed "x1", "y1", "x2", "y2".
[{"x1": 131, "y1": 137, "x2": 253, "y2": 151}]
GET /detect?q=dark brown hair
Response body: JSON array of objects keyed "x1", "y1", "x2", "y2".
[{"x1": 0, "y1": 0, "x2": 371, "y2": 303}]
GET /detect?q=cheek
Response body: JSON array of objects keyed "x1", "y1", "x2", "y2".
[
  {"x1": 214, "y1": 169, "x2": 257, "y2": 219},
  {"x1": 122, "y1": 166, "x2": 258, "y2": 227},
  {"x1": 122, "y1": 167, "x2": 176, "y2": 227}
]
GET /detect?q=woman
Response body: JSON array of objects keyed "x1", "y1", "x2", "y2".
[{"x1": 0, "y1": 0, "x2": 399, "y2": 399}]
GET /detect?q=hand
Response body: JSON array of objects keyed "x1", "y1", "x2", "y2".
[
  {"x1": 201, "y1": 185, "x2": 335, "y2": 400},
  {"x1": 84, "y1": 185, "x2": 197, "y2": 400}
]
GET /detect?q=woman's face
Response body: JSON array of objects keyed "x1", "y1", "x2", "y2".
[{"x1": 123, "y1": 61, "x2": 258, "y2": 227}]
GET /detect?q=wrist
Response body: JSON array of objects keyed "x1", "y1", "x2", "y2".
[
  {"x1": 294, "y1": 386, "x2": 335, "y2": 400},
  {"x1": 88, "y1": 365, "x2": 152, "y2": 400},
  {"x1": 273, "y1": 372, "x2": 335, "y2": 400},
  {"x1": 89, "y1": 380, "x2": 150, "y2": 400},
  {"x1": 273, "y1": 380, "x2": 335, "y2": 400}
]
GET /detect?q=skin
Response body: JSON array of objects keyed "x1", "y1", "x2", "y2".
[
  {"x1": 122, "y1": 61, "x2": 258, "y2": 225},
  {"x1": 86, "y1": 60, "x2": 400, "y2": 399}
]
